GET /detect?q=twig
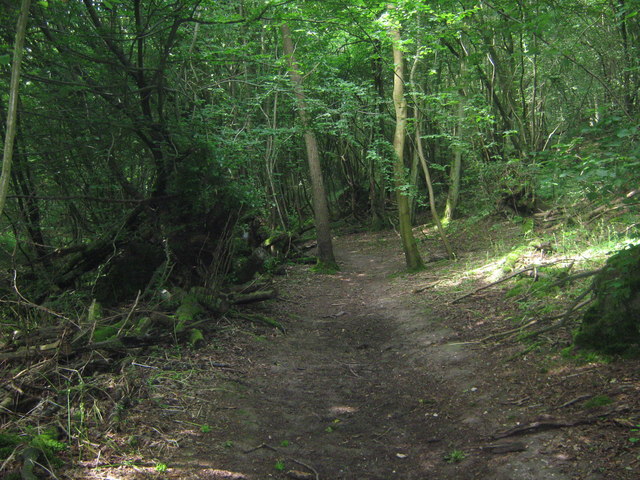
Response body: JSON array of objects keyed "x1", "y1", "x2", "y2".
[
  {"x1": 493, "y1": 406, "x2": 628, "y2": 440},
  {"x1": 518, "y1": 290, "x2": 593, "y2": 341},
  {"x1": 291, "y1": 459, "x2": 320, "y2": 480},
  {"x1": 474, "y1": 318, "x2": 539, "y2": 344},
  {"x1": 10, "y1": 358, "x2": 53, "y2": 381},
  {"x1": 557, "y1": 394, "x2": 593, "y2": 409},
  {"x1": 450, "y1": 266, "x2": 533, "y2": 303},
  {"x1": 243, "y1": 443, "x2": 277, "y2": 454},
  {"x1": 519, "y1": 268, "x2": 600, "y2": 301},
  {"x1": 117, "y1": 290, "x2": 141, "y2": 336},
  {"x1": 7, "y1": 270, "x2": 75, "y2": 324},
  {"x1": 244, "y1": 443, "x2": 319, "y2": 479}
]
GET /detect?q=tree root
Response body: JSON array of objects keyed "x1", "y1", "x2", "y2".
[{"x1": 493, "y1": 405, "x2": 629, "y2": 440}]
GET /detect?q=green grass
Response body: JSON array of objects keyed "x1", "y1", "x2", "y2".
[
  {"x1": 444, "y1": 449, "x2": 467, "y2": 463},
  {"x1": 584, "y1": 395, "x2": 613, "y2": 409}
]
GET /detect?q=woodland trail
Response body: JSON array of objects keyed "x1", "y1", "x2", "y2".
[
  {"x1": 156, "y1": 231, "x2": 571, "y2": 480},
  {"x1": 78, "y1": 231, "x2": 577, "y2": 479}
]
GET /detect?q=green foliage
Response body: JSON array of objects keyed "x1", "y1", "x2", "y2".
[
  {"x1": 189, "y1": 328, "x2": 205, "y2": 348},
  {"x1": 536, "y1": 118, "x2": 640, "y2": 204},
  {"x1": 501, "y1": 246, "x2": 528, "y2": 273},
  {"x1": 92, "y1": 325, "x2": 119, "y2": 343},
  {"x1": 0, "y1": 433, "x2": 22, "y2": 460},
  {"x1": 575, "y1": 244, "x2": 640, "y2": 356},
  {"x1": 444, "y1": 449, "x2": 466, "y2": 463},
  {"x1": 0, "y1": 428, "x2": 67, "y2": 465},
  {"x1": 175, "y1": 294, "x2": 204, "y2": 334}
]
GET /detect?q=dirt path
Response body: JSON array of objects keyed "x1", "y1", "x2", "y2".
[
  {"x1": 138, "y1": 232, "x2": 571, "y2": 480},
  {"x1": 71, "y1": 231, "x2": 603, "y2": 480}
]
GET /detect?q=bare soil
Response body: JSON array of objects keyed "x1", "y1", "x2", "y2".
[{"x1": 64, "y1": 229, "x2": 640, "y2": 480}]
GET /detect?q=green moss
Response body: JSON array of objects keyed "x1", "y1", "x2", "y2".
[
  {"x1": 92, "y1": 325, "x2": 119, "y2": 342},
  {"x1": 134, "y1": 316, "x2": 153, "y2": 336},
  {"x1": 188, "y1": 328, "x2": 205, "y2": 347},
  {"x1": 175, "y1": 293, "x2": 204, "y2": 333},
  {"x1": 575, "y1": 244, "x2": 640, "y2": 356},
  {"x1": 584, "y1": 395, "x2": 613, "y2": 409},
  {"x1": 311, "y1": 260, "x2": 340, "y2": 274}
]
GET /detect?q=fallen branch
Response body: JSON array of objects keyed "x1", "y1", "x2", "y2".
[
  {"x1": 557, "y1": 394, "x2": 593, "y2": 409},
  {"x1": 519, "y1": 268, "x2": 600, "y2": 301},
  {"x1": 517, "y1": 289, "x2": 593, "y2": 342},
  {"x1": 231, "y1": 289, "x2": 278, "y2": 305},
  {"x1": 450, "y1": 259, "x2": 573, "y2": 304},
  {"x1": 450, "y1": 267, "x2": 535, "y2": 304},
  {"x1": 586, "y1": 189, "x2": 639, "y2": 223},
  {"x1": 472, "y1": 317, "x2": 540, "y2": 344}
]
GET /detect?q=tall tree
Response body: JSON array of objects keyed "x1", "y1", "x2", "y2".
[
  {"x1": 0, "y1": 0, "x2": 31, "y2": 218},
  {"x1": 281, "y1": 23, "x2": 336, "y2": 267},
  {"x1": 386, "y1": 5, "x2": 423, "y2": 270}
]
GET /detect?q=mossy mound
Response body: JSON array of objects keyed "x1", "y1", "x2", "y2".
[{"x1": 575, "y1": 244, "x2": 640, "y2": 356}]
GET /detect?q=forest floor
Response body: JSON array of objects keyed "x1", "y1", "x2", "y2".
[{"x1": 63, "y1": 222, "x2": 640, "y2": 480}]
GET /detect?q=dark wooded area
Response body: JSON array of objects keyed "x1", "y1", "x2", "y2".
[{"x1": 0, "y1": 0, "x2": 639, "y2": 478}]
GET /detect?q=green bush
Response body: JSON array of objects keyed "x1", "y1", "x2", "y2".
[{"x1": 575, "y1": 244, "x2": 640, "y2": 356}]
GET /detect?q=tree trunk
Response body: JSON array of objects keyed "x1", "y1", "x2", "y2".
[
  {"x1": 370, "y1": 39, "x2": 387, "y2": 230},
  {"x1": 0, "y1": 0, "x2": 31, "y2": 217},
  {"x1": 415, "y1": 119, "x2": 455, "y2": 259},
  {"x1": 444, "y1": 76, "x2": 466, "y2": 222},
  {"x1": 280, "y1": 24, "x2": 336, "y2": 267},
  {"x1": 387, "y1": 11, "x2": 423, "y2": 270}
]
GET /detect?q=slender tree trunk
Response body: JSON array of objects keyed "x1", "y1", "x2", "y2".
[
  {"x1": 409, "y1": 147, "x2": 420, "y2": 224},
  {"x1": 281, "y1": 24, "x2": 336, "y2": 267},
  {"x1": 370, "y1": 39, "x2": 387, "y2": 229},
  {"x1": 408, "y1": 21, "x2": 453, "y2": 258},
  {"x1": 415, "y1": 121, "x2": 455, "y2": 259},
  {"x1": 0, "y1": 0, "x2": 31, "y2": 218},
  {"x1": 444, "y1": 88, "x2": 465, "y2": 222},
  {"x1": 387, "y1": 11, "x2": 423, "y2": 270}
]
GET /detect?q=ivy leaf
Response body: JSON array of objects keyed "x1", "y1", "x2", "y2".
[{"x1": 0, "y1": 54, "x2": 10, "y2": 66}]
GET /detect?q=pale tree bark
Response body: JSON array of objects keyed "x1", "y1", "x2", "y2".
[
  {"x1": 387, "y1": 10, "x2": 423, "y2": 270},
  {"x1": 0, "y1": 0, "x2": 31, "y2": 218},
  {"x1": 280, "y1": 24, "x2": 336, "y2": 267}
]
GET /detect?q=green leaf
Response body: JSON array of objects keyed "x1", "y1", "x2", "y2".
[{"x1": 0, "y1": 54, "x2": 10, "y2": 66}]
